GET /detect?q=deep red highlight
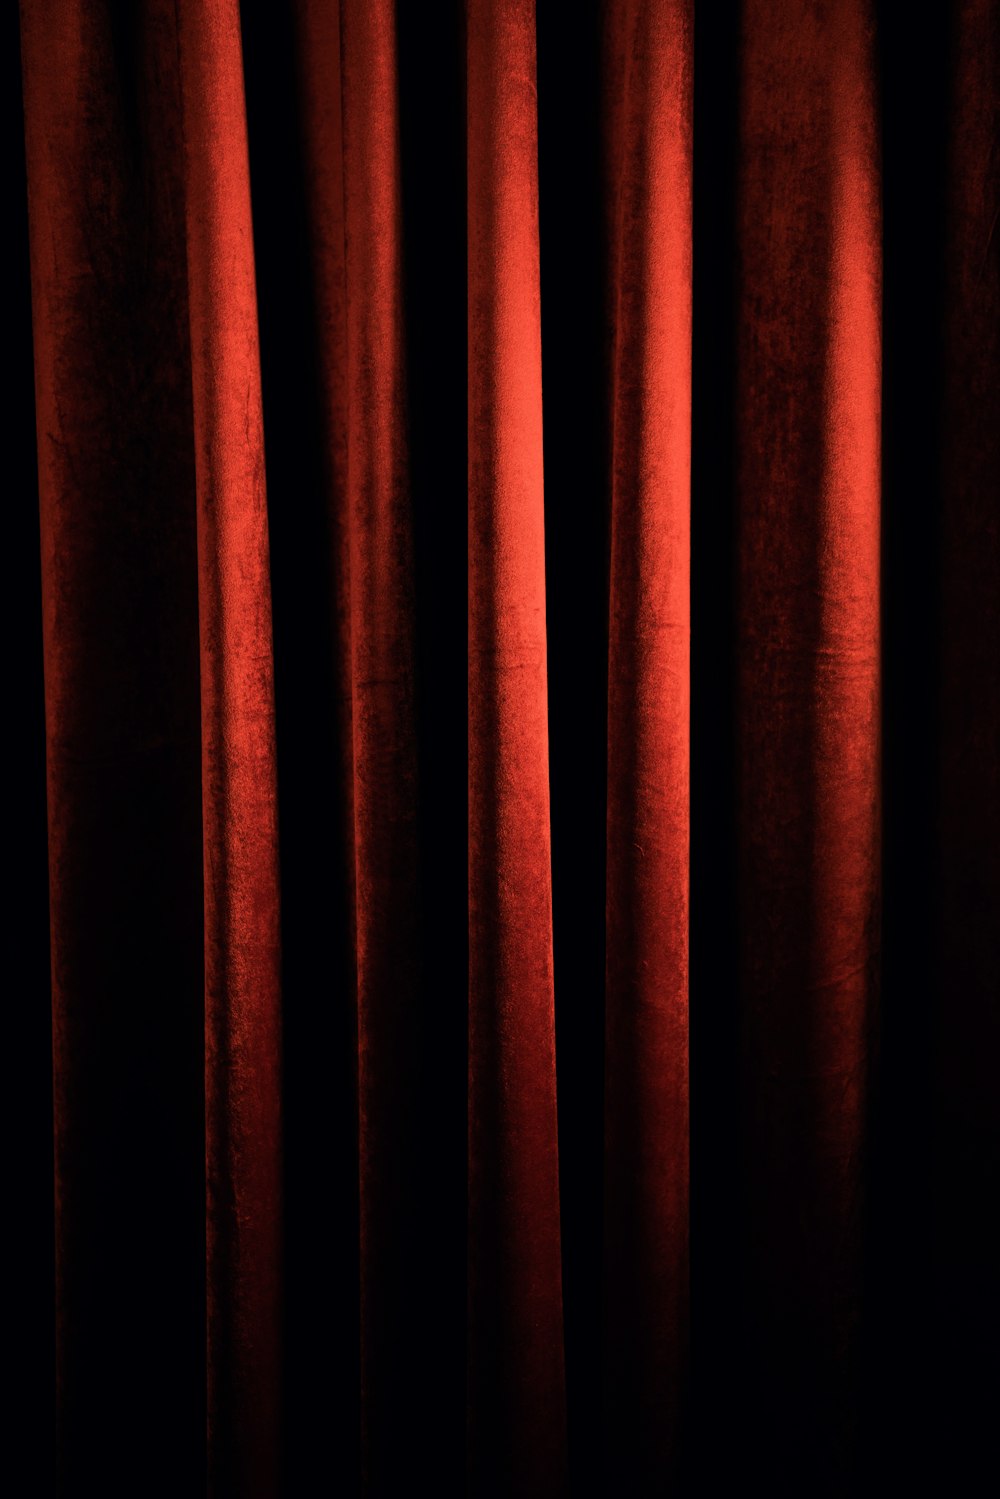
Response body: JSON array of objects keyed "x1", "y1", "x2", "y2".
[
  {"x1": 467, "y1": 1, "x2": 567, "y2": 1491},
  {"x1": 603, "y1": 0, "x2": 692, "y2": 1487},
  {"x1": 174, "y1": 2, "x2": 283, "y2": 1490},
  {"x1": 736, "y1": 0, "x2": 881, "y2": 1478}
]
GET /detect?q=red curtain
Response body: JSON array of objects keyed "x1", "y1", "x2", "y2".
[{"x1": 12, "y1": 1, "x2": 997, "y2": 1494}]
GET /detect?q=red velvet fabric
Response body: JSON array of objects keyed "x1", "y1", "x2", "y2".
[
  {"x1": 736, "y1": 1, "x2": 881, "y2": 1481},
  {"x1": 14, "y1": 1, "x2": 998, "y2": 1495},
  {"x1": 467, "y1": 3, "x2": 567, "y2": 1493},
  {"x1": 603, "y1": 1, "x2": 692, "y2": 1486},
  {"x1": 174, "y1": 5, "x2": 284, "y2": 1491}
]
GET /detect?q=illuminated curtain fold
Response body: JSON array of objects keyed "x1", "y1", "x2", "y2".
[{"x1": 13, "y1": 1, "x2": 997, "y2": 1495}]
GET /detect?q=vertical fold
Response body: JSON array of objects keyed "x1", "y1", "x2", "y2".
[
  {"x1": 294, "y1": 0, "x2": 354, "y2": 932},
  {"x1": 603, "y1": 0, "x2": 693, "y2": 1488},
  {"x1": 934, "y1": 1, "x2": 1000, "y2": 1480},
  {"x1": 286, "y1": 0, "x2": 360, "y2": 1485},
  {"x1": 173, "y1": 2, "x2": 282, "y2": 1492},
  {"x1": 20, "y1": 2, "x2": 205, "y2": 1491},
  {"x1": 736, "y1": 1, "x2": 881, "y2": 1488},
  {"x1": 338, "y1": 1, "x2": 425, "y2": 1487},
  {"x1": 467, "y1": 1, "x2": 566, "y2": 1492}
]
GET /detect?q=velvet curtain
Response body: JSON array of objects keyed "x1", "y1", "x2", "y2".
[{"x1": 12, "y1": 0, "x2": 997, "y2": 1494}]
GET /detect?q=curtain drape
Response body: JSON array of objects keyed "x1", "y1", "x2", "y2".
[{"x1": 12, "y1": 1, "x2": 997, "y2": 1495}]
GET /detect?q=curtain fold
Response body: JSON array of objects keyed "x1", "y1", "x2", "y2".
[
  {"x1": 466, "y1": 2, "x2": 567, "y2": 1492},
  {"x1": 734, "y1": 0, "x2": 881, "y2": 1481},
  {"x1": 174, "y1": 3, "x2": 283, "y2": 1491},
  {"x1": 20, "y1": 2, "x2": 206, "y2": 1488},
  {"x1": 603, "y1": 0, "x2": 692, "y2": 1486},
  {"x1": 337, "y1": 2, "x2": 426, "y2": 1486},
  {"x1": 15, "y1": 0, "x2": 998, "y2": 1494},
  {"x1": 935, "y1": 1, "x2": 1000, "y2": 1480}
]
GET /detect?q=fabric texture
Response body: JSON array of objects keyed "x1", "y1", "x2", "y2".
[{"x1": 13, "y1": 1, "x2": 998, "y2": 1495}]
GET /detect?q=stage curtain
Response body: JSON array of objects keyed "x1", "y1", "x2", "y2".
[{"x1": 14, "y1": 1, "x2": 997, "y2": 1495}]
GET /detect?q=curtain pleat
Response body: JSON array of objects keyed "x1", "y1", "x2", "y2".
[
  {"x1": 467, "y1": 2, "x2": 567, "y2": 1490},
  {"x1": 935, "y1": 1, "x2": 1000, "y2": 1478},
  {"x1": 173, "y1": 2, "x2": 283, "y2": 1492},
  {"x1": 603, "y1": 0, "x2": 691, "y2": 1488},
  {"x1": 337, "y1": 0, "x2": 427, "y2": 1485},
  {"x1": 20, "y1": 2, "x2": 206, "y2": 1489},
  {"x1": 15, "y1": 0, "x2": 998, "y2": 1494},
  {"x1": 294, "y1": 0, "x2": 354, "y2": 958},
  {"x1": 735, "y1": 0, "x2": 881, "y2": 1480}
]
